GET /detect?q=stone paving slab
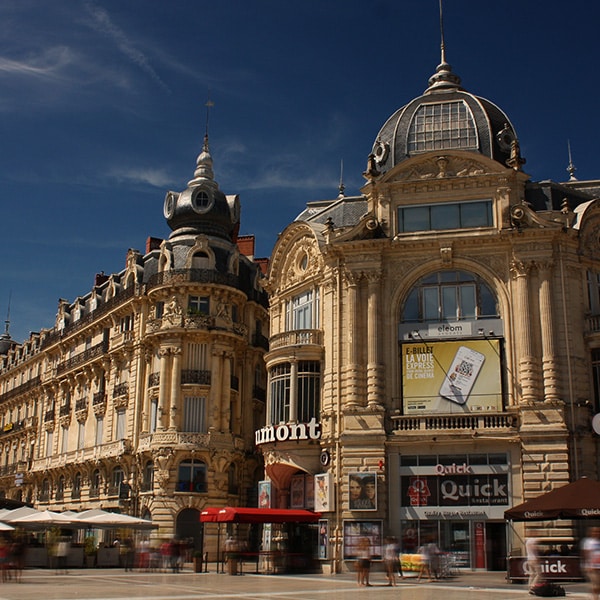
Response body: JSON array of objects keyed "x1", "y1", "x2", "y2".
[{"x1": 0, "y1": 568, "x2": 590, "y2": 600}]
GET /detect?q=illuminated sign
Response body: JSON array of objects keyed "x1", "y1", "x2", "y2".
[
  {"x1": 255, "y1": 417, "x2": 321, "y2": 446},
  {"x1": 401, "y1": 339, "x2": 503, "y2": 414}
]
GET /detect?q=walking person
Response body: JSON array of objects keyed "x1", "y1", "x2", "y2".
[
  {"x1": 582, "y1": 527, "x2": 600, "y2": 600},
  {"x1": 383, "y1": 536, "x2": 403, "y2": 586},
  {"x1": 526, "y1": 537, "x2": 542, "y2": 592},
  {"x1": 356, "y1": 537, "x2": 372, "y2": 586}
]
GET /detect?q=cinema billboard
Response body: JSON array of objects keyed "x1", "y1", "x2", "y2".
[{"x1": 401, "y1": 339, "x2": 502, "y2": 414}]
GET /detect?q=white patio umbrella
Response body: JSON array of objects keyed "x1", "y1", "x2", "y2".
[
  {"x1": 80, "y1": 512, "x2": 156, "y2": 530},
  {"x1": 9, "y1": 509, "x2": 78, "y2": 529},
  {"x1": 0, "y1": 522, "x2": 15, "y2": 531},
  {"x1": 0, "y1": 506, "x2": 39, "y2": 522}
]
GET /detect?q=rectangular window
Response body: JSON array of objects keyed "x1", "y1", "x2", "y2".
[
  {"x1": 116, "y1": 410, "x2": 126, "y2": 440},
  {"x1": 61, "y1": 426, "x2": 68, "y2": 454},
  {"x1": 592, "y1": 349, "x2": 600, "y2": 414},
  {"x1": 95, "y1": 416, "x2": 104, "y2": 446},
  {"x1": 287, "y1": 289, "x2": 320, "y2": 331},
  {"x1": 398, "y1": 200, "x2": 493, "y2": 233},
  {"x1": 588, "y1": 272, "x2": 600, "y2": 314},
  {"x1": 77, "y1": 421, "x2": 85, "y2": 450},
  {"x1": 269, "y1": 364, "x2": 291, "y2": 424},
  {"x1": 186, "y1": 343, "x2": 208, "y2": 370},
  {"x1": 183, "y1": 396, "x2": 207, "y2": 433},
  {"x1": 150, "y1": 399, "x2": 158, "y2": 433},
  {"x1": 297, "y1": 361, "x2": 321, "y2": 422},
  {"x1": 46, "y1": 430, "x2": 53, "y2": 456},
  {"x1": 188, "y1": 296, "x2": 210, "y2": 315}
]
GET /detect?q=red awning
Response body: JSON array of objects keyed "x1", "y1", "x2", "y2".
[
  {"x1": 200, "y1": 507, "x2": 221, "y2": 522},
  {"x1": 200, "y1": 507, "x2": 321, "y2": 524}
]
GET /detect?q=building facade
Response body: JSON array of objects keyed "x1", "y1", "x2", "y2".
[
  {"x1": 259, "y1": 53, "x2": 600, "y2": 572},
  {"x1": 0, "y1": 134, "x2": 269, "y2": 549}
]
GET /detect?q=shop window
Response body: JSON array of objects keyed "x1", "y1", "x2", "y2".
[
  {"x1": 402, "y1": 270, "x2": 498, "y2": 322},
  {"x1": 177, "y1": 459, "x2": 207, "y2": 493}
]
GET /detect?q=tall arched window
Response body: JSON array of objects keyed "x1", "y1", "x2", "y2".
[
  {"x1": 142, "y1": 460, "x2": 154, "y2": 492},
  {"x1": 402, "y1": 270, "x2": 498, "y2": 323}
]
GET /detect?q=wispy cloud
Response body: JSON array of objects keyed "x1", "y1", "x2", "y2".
[
  {"x1": 108, "y1": 166, "x2": 173, "y2": 188},
  {"x1": 0, "y1": 46, "x2": 72, "y2": 80},
  {"x1": 83, "y1": 0, "x2": 171, "y2": 94}
]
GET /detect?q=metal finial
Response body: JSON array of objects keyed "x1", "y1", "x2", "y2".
[
  {"x1": 338, "y1": 159, "x2": 345, "y2": 197},
  {"x1": 439, "y1": 0, "x2": 446, "y2": 65},
  {"x1": 204, "y1": 94, "x2": 215, "y2": 151},
  {"x1": 3, "y1": 292, "x2": 11, "y2": 337},
  {"x1": 567, "y1": 140, "x2": 577, "y2": 181}
]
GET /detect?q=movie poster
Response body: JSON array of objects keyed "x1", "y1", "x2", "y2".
[{"x1": 349, "y1": 472, "x2": 377, "y2": 511}]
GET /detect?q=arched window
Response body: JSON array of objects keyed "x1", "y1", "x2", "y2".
[
  {"x1": 176, "y1": 459, "x2": 207, "y2": 493},
  {"x1": 228, "y1": 463, "x2": 238, "y2": 495},
  {"x1": 90, "y1": 469, "x2": 101, "y2": 497},
  {"x1": 111, "y1": 466, "x2": 124, "y2": 493},
  {"x1": 72, "y1": 472, "x2": 82, "y2": 499},
  {"x1": 142, "y1": 460, "x2": 154, "y2": 492},
  {"x1": 56, "y1": 475, "x2": 65, "y2": 501},
  {"x1": 402, "y1": 270, "x2": 498, "y2": 323},
  {"x1": 191, "y1": 252, "x2": 210, "y2": 270}
]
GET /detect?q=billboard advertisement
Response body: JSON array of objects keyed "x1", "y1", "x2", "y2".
[{"x1": 402, "y1": 339, "x2": 502, "y2": 414}]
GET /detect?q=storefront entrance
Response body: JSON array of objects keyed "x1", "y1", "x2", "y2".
[{"x1": 400, "y1": 519, "x2": 505, "y2": 570}]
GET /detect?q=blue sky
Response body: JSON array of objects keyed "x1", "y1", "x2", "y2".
[{"x1": 2, "y1": 0, "x2": 600, "y2": 344}]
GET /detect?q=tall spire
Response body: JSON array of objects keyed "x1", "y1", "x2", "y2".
[
  {"x1": 0, "y1": 293, "x2": 14, "y2": 355},
  {"x1": 426, "y1": 0, "x2": 462, "y2": 92},
  {"x1": 190, "y1": 96, "x2": 216, "y2": 184},
  {"x1": 338, "y1": 159, "x2": 345, "y2": 197},
  {"x1": 567, "y1": 140, "x2": 577, "y2": 181}
]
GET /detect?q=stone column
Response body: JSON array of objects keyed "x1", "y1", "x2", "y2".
[
  {"x1": 289, "y1": 360, "x2": 298, "y2": 421},
  {"x1": 157, "y1": 348, "x2": 170, "y2": 430},
  {"x1": 210, "y1": 347, "x2": 223, "y2": 431},
  {"x1": 366, "y1": 271, "x2": 383, "y2": 408},
  {"x1": 220, "y1": 352, "x2": 231, "y2": 432},
  {"x1": 510, "y1": 259, "x2": 539, "y2": 403},
  {"x1": 169, "y1": 347, "x2": 182, "y2": 430},
  {"x1": 344, "y1": 271, "x2": 360, "y2": 407},
  {"x1": 538, "y1": 261, "x2": 560, "y2": 402}
]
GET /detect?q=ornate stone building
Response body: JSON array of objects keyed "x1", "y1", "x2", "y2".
[
  {"x1": 259, "y1": 50, "x2": 600, "y2": 572},
  {"x1": 0, "y1": 132, "x2": 269, "y2": 547}
]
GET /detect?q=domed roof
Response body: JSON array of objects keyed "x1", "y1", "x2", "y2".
[
  {"x1": 164, "y1": 134, "x2": 239, "y2": 242},
  {"x1": 370, "y1": 56, "x2": 519, "y2": 176}
]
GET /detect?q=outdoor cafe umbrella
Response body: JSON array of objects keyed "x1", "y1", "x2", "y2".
[
  {"x1": 504, "y1": 477, "x2": 600, "y2": 521},
  {"x1": 78, "y1": 512, "x2": 156, "y2": 530},
  {"x1": 9, "y1": 509, "x2": 78, "y2": 529}
]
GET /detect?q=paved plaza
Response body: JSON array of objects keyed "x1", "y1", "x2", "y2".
[{"x1": 0, "y1": 567, "x2": 591, "y2": 600}]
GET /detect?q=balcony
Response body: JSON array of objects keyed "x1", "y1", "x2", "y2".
[
  {"x1": 113, "y1": 382, "x2": 128, "y2": 398},
  {"x1": 392, "y1": 412, "x2": 517, "y2": 434},
  {"x1": 56, "y1": 341, "x2": 109, "y2": 375},
  {"x1": 585, "y1": 314, "x2": 600, "y2": 334},
  {"x1": 269, "y1": 329, "x2": 323, "y2": 350},
  {"x1": 181, "y1": 370, "x2": 210, "y2": 385}
]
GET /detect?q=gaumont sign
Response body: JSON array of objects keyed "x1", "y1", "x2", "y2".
[{"x1": 255, "y1": 417, "x2": 321, "y2": 446}]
